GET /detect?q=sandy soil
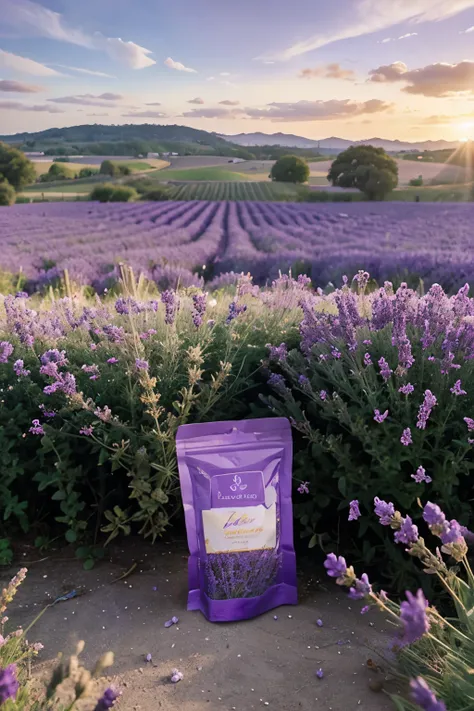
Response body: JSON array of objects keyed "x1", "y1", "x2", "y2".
[{"x1": 5, "y1": 539, "x2": 399, "y2": 711}]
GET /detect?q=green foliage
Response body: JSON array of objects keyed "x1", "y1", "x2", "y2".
[
  {"x1": 0, "y1": 180, "x2": 16, "y2": 206},
  {"x1": 270, "y1": 155, "x2": 310, "y2": 184},
  {"x1": 99, "y1": 160, "x2": 120, "y2": 177},
  {"x1": 296, "y1": 188, "x2": 357, "y2": 203},
  {"x1": 328, "y1": 145, "x2": 398, "y2": 199},
  {"x1": 52, "y1": 157, "x2": 70, "y2": 163},
  {"x1": 78, "y1": 167, "x2": 99, "y2": 179},
  {"x1": 409, "y1": 176, "x2": 423, "y2": 187},
  {"x1": 142, "y1": 186, "x2": 172, "y2": 201},
  {"x1": 39, "y1": 163, "x2": 74, "y2": 183},
  {"x1": 89, "y1": 183, "x2": 138, "y2": 202},
  {"x1": 0, "y1": 538, "x2": 13, "y2": 564},
  {"x1": 0, "y1": 143, "x2": 36, "y2": 190}
]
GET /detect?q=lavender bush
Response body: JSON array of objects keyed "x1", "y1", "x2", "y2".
[
  {"x1": 267, "y1": 273, "x2": 474, "y2": 590},
  {"x1": 324, "y1": 498, "x2": 474, "y2": 711}
]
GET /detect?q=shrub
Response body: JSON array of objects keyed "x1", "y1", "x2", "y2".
[
  {"x1": 78, "y1": 167, "x2": 99, "y2": 178},
  {"x1": 142, "y1": 186, "x2": 172, "y2": 201},
  {"x1": 117, "y1": 164, "x2": 131, "y2": 176},
  {"x1": 267, "y1": 274, "x2": 474, "y2": 592},
  {"x1": 271, "y1": 155, "x2": 310, "y2": 184},
  {"x1": 99, "y1": 160, "x2": 120, "y2": 178},
  {"x1": 39, "y1": 163, "x2": 74, "y2": 182},
  {"x1": 409, "y1": 176, "x2": 424, "y2": 187},
  {"x1": 324, "y1": 498, "x2": 474, "y2": 711},
  {"x1": 0, "y1": 143, "x2": 36, "y2": 190},
  {"x1": 0, "y1": 180, "x2": 16, "y2": 206},
  {"x1": 89, "y1": 184, "x2": 138, "y2": 202},
  {"x1": 53, "y1": 157, "x2": 71, "y2": 163},
  {"x1": 14, "y1": 196, "x2": 31, "y2": 204},
  {"x1": 328, "y1": 146, "x2": 398, "y2": 200}
]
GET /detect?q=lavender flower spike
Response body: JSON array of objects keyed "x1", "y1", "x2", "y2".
[
  {"x1": 411, "y1": 466, "x2": 432, "y2": 484},
  {"x1": 399, "y1": 589, "x2": 430, "y2": 646},
  {"x1": 348, "y1": 573, "x2": 372, "y2": 600},
  {"x1": 394, "y1": 516, "x2": 419, "y2": 545},
  {"x1": 374, "y1": 497, "x2": 395, "y2": 526},
  {"x1": 410, "y1": 677, "x2": 446, "y2": 711},
  {"x1": 401, "y1": 428, "x2": 413, "y2": 446},
  {"x1": 348, "y1": 500, "x2": 361, "y2": 521},
  {"x1": 416, "y1": 390, "x2": 437, "y2": 430},
  {"x1": 450, "y1": 380, "x2": 467, "y2": 396},
  {"x1": 0, "y1": 664, "x2": 19, "y2": 704},
  {"x1": 378, "y1": 357, "x2": 393, "y2": 382},
  {"x1": 323, "y1": 553, "x2": 347, "y2": 579},
  {"x1": 93, "y1": 687, "x2": 119, "y2": 711},
  {"x1": 374, "y1": 409, "x2": 389, "y2": 423}
]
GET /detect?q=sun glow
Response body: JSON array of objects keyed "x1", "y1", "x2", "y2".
[{"x1": 458, "y1": 121, "x2": 474, "y2": 142}]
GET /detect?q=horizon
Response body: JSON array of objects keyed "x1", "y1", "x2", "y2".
[{"x1": 1, "y1": 0, "x2": 474, "y2": 141}]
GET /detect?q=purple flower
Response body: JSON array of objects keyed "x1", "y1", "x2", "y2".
[
  {"x1": 164, "y1": 616, "x2": 179, "y2": 628},
  {"x1": 298, "y1": 374, "x2": 310, "y2": 388},
  {"x1": 361, "y1": 606, "x2": 370, "y2": 615},
  {"x1": 135, "y1": 359, "x2": 149, "y2": 371},
  {"x1": 80, "y1": 425, "x2": 94, "y2": 436},
  {"x1": 363, "y1": 352, "x2": 372, "y2": 367},
  {"x1": 90, "y1": 343, "x2": 97, "y2": 351},
  {"x1": 40, "y1": 349, "x2": 67, "y2": 367},
  {"x1": 226, "y1": 300, "x2": 247, "y2": 324},
  {"x1": 401, "y1": 427, "x2": 413, "y2": 446},
  {"x1": 0, "y1": 342, "x2": 14, "y2": 364},
  {"x1": 170, "y1": 669, "x2": 183, "y2": 683},
  {"x1": 316, "y1": 619, "x2": 323, "y2": 627},
  {"x1": 323, "y1": 553, "x2": 347, "y2": 579},
  {"x1": 319, "y1": 390, "x2": 327, "y2": 401},
  {"x1": 394, "y1": 516, "x2": 419, "y2": 545},
  {"x1": 316, "y1": 668, "x2": 324, "y2": 679},
  {"x1": 378, "y1": 357, "x2": 393, "y2": 382},
  {"x1": 15, "y1": 291, "x2": 28, "y2": 299},
  {"x1": 464, "y1": 417, "x2": 474, "y2": 432},
  {"x1": 192, "y1": 292, "x2": 207, "y2": 327},
  {"x1": 107, "y1": 357, "x2": 119, "y2": 365},
  {"x1": 348, "y1": 500, "x2": 361, "y2": 521},
  {"x1": 348, "y1": 573, "x2": 372, "y2": 600},
  {"x1": 13, "y1": 359, "x2": 30, "y2": 377},
  {"x1": 297, "y1": 481, "x2": 309, "y2": 495},
  {"x1": 416, "y1": 390, "x2": 437, "y2": 430},
  {"x1": 94, "y1": 405, "x2": 112, "y2": 422},
  {"x1": 0, "y1": 664, "x2": 19, "y2": 703},
  {"x1": 29, "y1": 419, "x2": 45, "y2": 436},
  {"x1": 411, "y1": 466, "x2": 432, "y2": 484},
  {"x1": 450, "y1": 380, "x2": 467, "y2": 396},
  {"x1": 145, "y1": 653, "x2": 152, "y2": 663},
  {"x1": 267, "y1": 343, "x2": 288, "y2": 362},
  {"x1": 440, "y1": 520, "x2": 464, "y2": 545},
  {"x1": 410, "y1": 677, "x2": 446, "y2": 711},
  {"x1": 161, "y1": 290, "x2": 178, "y2": 325},
  {"x1": 268, "y1": 373, "x2": 287, "y2": 394},
  {"x1": 93, "y1": 687, "x2": 119, "y2": 711},
  {"x1": 81, "y1": 364, "x2": 100, "y2": 380},
  {"x1": 331, "y1": 347, "x2": 341, "y2": 359},
  {"x1": 39, "y1": 405, "x2": 56, "y2": 418},
  {"x1": 399, "y1": 589, "x2": 430, "y2": 646},
  {"x1": 374, "y1": 497, "x2": 395, "y2": 525},
  {"x1": 363, "y1": 339, "x2": 372, "y2": 345},
  {"x1": 399, "y1": 383, "x2": 414, "y2": 395},
  {"x1": 374, "y1": 409, "x2": 389, "y2": 423},
  {"x1": 423, "y1": 502, "x2": 446, "y2": 528}
]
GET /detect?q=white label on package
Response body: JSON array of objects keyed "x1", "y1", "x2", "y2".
[{"x1": 202, "y1": 505, "x2": 276, "y2": 554}]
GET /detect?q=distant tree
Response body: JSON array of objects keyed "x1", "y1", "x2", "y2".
[
  {"x1": 53, "y1": 157, "x2": 71, "y2": 163},
  {"x1": 141, "y1": 186, "x2": 172, "y2": 201},
  {"x1": 0, "y1": 180, "x2": 16, "y2": 206},
  {"x1": 409, "y1": 176, "x2": 423, "y2": 187},
  {"x1": 270, "y1": 155, "x2": 310, "y2": 184},
  {"x1": 100, "y1": 160, "x2": 120, "y2": 177},
  {"x1": 0, "y1": 143, "x2": 36, "y2": 190},
  {"x1": 39, "y1": 163, "x2": 74, "y2": 182},
  {"x1": 78, "y1": 167, "x2": 99, "y2": 178},
  {"x1": 328, "y1": 145, "x2": 398, "y2": 200},
  {"x1": 117, "y1": 164, "x2": 131, "y2": 176},
  {"x1": 90, "y1": 183, "x2": 138, "y2": 202}
]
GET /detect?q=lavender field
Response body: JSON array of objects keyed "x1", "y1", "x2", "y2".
[{"x1": 2, "y1": 200, "x2": 474, "y2": 290}]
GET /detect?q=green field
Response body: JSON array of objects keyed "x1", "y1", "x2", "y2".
[{"x1": 148, "y1": 166, "x2": 255, "y2": 181}]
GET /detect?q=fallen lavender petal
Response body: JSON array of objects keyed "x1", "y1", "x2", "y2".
[
  {"x1": 170, "y1": 669, "x2": 183, "y2": 683},
  {"x1": 316, "y1": 619, "x2": 323, "y2": 627},
  {"x1": 316, "y1": 668, "x2": 324, "y2": 679},
  {"x1": 171, "y1": 616, "x2": 179, "y2": 624},
  {"x1": 145, "y1": 653, "x2": 152, "y2": 663},
  {"x1": 164, "y1": 620, "x2": 173, "y2": 628}
]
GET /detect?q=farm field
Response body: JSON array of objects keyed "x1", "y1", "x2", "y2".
[{"x1": 2, "y1": 200, "x2": 474, "y2": 291}]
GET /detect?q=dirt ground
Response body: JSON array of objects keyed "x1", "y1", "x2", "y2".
[{"x1": 5, "y1": 539, "x2": 400, "y2": 711}]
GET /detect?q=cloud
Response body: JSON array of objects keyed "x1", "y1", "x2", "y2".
[
  {"x1": 2, "y1": 0, "x2": 155, "y2": 69},
  {"x1": 379, "y1": 32, "x2": 418, "y2": 42},
  {"x1": 398, "y1": 32, "x2": 418, "y2": 39},
  {"x1": 220, "y1": 72, "x2": 231, "y2": 76},
  {"x1": 187, "y1": 97, "x2": 204, "y2": 104},
  {"x1": 182, "y1": 107, "x2": 244, "y2": 119},
  {"x1": 368, "y1": 60, "x2": 474, "y2": 96},
  {"x1": 145, "y1": 102, "x2": 162, "y2": 106},
  {"x1": 461, "y1": 25, "x2": 474, "y2": 32},
  {"x1": 0, "y1": 100, "x2": 64, "y2": 113},
  {"x1": 0, "y1": 49, "x2": 60, "y2": 76},
  {"x1": 87, "y1": 113, "x2": 109, "y2": 117},
  {"x1": 0, "y1": 79, "x2": 43, "y2": 93},
  {"x1": 122, "y1": 110, "x2": 167, "y2": 118},
  {"x1": 206, "y1": 76, "x2": 215, "y2": 81},
  {"x1": 48, "y1": 93, "x2": 123, "y2": 106},
  {"x1": 421, "y1": 113, "x2": 474, "y2": 124},
  {"x1": 299, "y1": 63, "x2": 356, "y2": 80},
  {"x1": 219, "y1": 100, "x2": 240, "y2": 105},
  {"x1": 164, "y1": 57, "x2": 197, "y2": 73},
  {"x1": 244, "y1": 98, "x2": 393, "y2": 122},
  {"x1": 261, "y1": 0, "x2": 474, "y2": 59},
  {"x1": 55, "y1": 65, "x2": 116, "y2": 78},
  {"x1": 380, "y1": 38, "x2": 392, "y2": 43}
]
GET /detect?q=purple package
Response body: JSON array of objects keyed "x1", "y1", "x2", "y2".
[{"x1": 176, "y1": 418, "x2": 297, "y2": 622}]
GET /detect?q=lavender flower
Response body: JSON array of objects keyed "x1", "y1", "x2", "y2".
[
  {"x1": 323, "y1": 553, "x2": 347, "y2": 579},
  {"x1": 348, "y1": 573, "x2": 372, "y2": 600},
  {"x1": 348, "y1": 500, "x2": 361, "y2": 521},
  {"x1": 161, "y1": 289, "x2": 178, "y2": 325},
  {"x1": 191, "y1": 292, "x2": 207, "y2": 327},
  {"x1": 298, "y1": 374, "x2": 310, "y2": 389},
  {"x1": 145, "y1": 653, "x2": 152, "y2": 663},
  {"x1": 267, "y1": 343, "x2": 288, "y2": 362},
  {"x1": 80, "y1": 425, "x2": 94, "y2": 436},
  {"x1": 135, "y1": 359, "x2": 149, "y2": 371},
  {"x1": 399, "y1": 383, "x2": 414, "y2": 395},
  {"x1": 39, "y1": 405, "x2": 56, "y2": 418},
  {"x1": 93, "y1": 687, "x2": 119, "y2": 711},
  {"x1": 40, "y1": 349, "x2": 67, "y2": 366},
  {"x1": 417, "y1": 390, "x2": 437, "y2": 430},
  {"x1": 394, "y1": 516, "x2": 419, "y2": 545},
  {"x1": 401, "y1": 427, "x2": 413, "y2": 446},
  {"x1": 13, "y1": 359, "x2": 30, "y2": 377},
  {"x1": 94, "y1": 405, "x2": 112, "y2": 422},
  {"x1": 107, "y1": 357, "x2": 119, "y2": 365},
  {"x1": 374, "y1": 497, "x2": 395, "y2": 525},
  {"x1": 0, "y1": 342, "x2": 14, "y2": 364},
  {"x1": 363, "y1": 352, "x2": 372, "y2": 367},
  {"x1": 29, "y1": 419, "x2": 45, "y2": 436},
  {"x1": 378, "y1": 357, "x2": 393, "y2": 382},
  {"x1": 440, "y1": 520, "x2": 464, "y2": 545},
  {"x1": 464, "y1": 417, "x2": 474, "y2": 431},
  {"x1": 268, "y1": 373, "x2": 287, "y2": 395},
  {"x1": 170, "y1": 669, "x2": 183, "y2": 683},
  {"x1": 226, "y1": 300, "x2": 247, "y2": 324},
  {"x1": 0, "y1": 664, "x2": 19, "y2": 703},
  {"x1": 316, "y1": 619, "x2": 323, "y2": 627},
  {"x1": 316, "y1": 668, "x2": 324, "y2": 679},
  {"x1": 297, "y1": 481, "x2": 309, "y2": 494},
  {"x1": 206, "y1": 550, "x2": 281, "y2": 599},
  {"x1": 411, "y1": 466, "x2": 432, "y2": 484},
  {"x1": 81, "y1": 364, "x2": 100, "y2": 380},
  {"x1": 374, "y1": 409, "x2": 389, "y2": 423},
  {"x1": 399, "y1": 590, "x2": 430, "y2": 646},
  {"x1": 319, "y1": 390, "x2": 327, "y2": 401},
  {"x1": 410, "y1": 677, "x2": 446, "y2": 711},
  {"x1": 361, "y1": 605, "x2": 370, "y2": 615},
  {"x1": 450, "y1": 379, "x2": 467, "y2": 396},
  {"x1": 423, "y1": 502, "x2": 446, "y2": 529}
]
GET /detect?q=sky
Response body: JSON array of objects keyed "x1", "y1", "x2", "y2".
[{"x1": 1, "y1": 0, "x2": 474, "y2": 141}]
